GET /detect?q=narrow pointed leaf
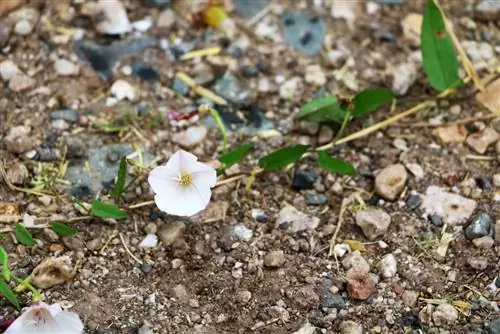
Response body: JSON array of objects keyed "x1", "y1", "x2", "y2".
[
  {"x1": 298, "y1": 96, "x2": 349, "y2": 123},
  {"x1": 258, "y1": 145, "x2": 309, "y2": 171},
  {"x1": 317, "y1": 151, "x2": 356, "y2": 176},
  {"x1": 14, "y1": 224, "x2": 36, "y2": 246},
  {"x1": 112, "y1": 157, "x2": 127, "y2": 199},
  {"x1": 0, "y1": 279, "x2": 20, "y2": 310},
  {"x1": 0, "y1": 247, "x2": 10, "y2": 281},
  {"x1": 90, "y1": 200, "x2": 128, "y2": 220},
  {"x1": 219, "y1": 144, "x2": 253, "y2": 169},
  {"x1": 353, "y1": 88, "x2": 394, "y2": 117},
  {"x1": 421, "y1": 0, "x2": 460, "y2": 92},
  {"x1": 50, "y1": 222, "x2": 77, "y2": 237}
]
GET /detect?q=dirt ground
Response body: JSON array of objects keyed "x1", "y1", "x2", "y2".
[{"x1": 1, "y1": 0, "x2": 500, "y2": 333}]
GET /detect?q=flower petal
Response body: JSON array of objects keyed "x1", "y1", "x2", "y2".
[
  {"x1": 4, "y1": 308, "x2": 37, "y2": 334},
  {"x1": 52, "y1": 311, "x2": 84, "y2": 333},
  {"x1": 169, "y1": 150, "x2": 198, "y2": 173},
  {"x1": 153, "y1": 182, "x2": 184, "y2": 215},
  {"x1": 148, "y1": 166, "x2": 178, "y2": 195},
  {"x1": 46, "y1": 303, "x2": 62, "y2": 316},
  {"x1": 192, "y1": 168, "x2": 217, "y2": 189},
  {"x1": 180, "y1": 184, "x2": 212, "y2": 216}
]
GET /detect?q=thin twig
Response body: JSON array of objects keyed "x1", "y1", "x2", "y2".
[
  {"x1": 328, "y1": 197, "x2": 349, "y2": 257},
  {"x1": 128, "y1": 200, "x2": 155, "y2": 209},
  {"x1": 119, "y1": 233, "x2": 143, "y2": 265},
  {"x1": 396, "y1": 114, "x2": 497, "y2": 128}
]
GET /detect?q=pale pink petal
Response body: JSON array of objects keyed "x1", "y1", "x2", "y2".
[
  {"x1": 169, "y1": 150, "x2": 197, "y2": 173},
  {"x1": 52, "y1": 311, "x2": 84, "y2": 333},
  {"x1": 4, "y1": 308, "x2": 37, "y2": 334},
  {"x1": 46, "y1": 303, "x2": 62, "y2": 316},
  {"x1": 148, "y1": 166, "x2": 179, "y2": 194}
]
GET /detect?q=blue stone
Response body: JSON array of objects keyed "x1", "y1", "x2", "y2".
[
  {"x1": 172, "y1": 78, "x2": 189, "y2": 96},
  {"x1": 51, "y1": 109, "x2": 78, "y2": 123},
  {"x1": 280, "y1": 11, "x2": 325, "y2": 56},
  {"x1": 233, "y1": 0, "x2": 269, "y2": 19}
]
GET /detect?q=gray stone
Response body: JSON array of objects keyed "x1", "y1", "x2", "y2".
[
  {"x1": 420, "y1": 186, "x2": 477, "y2": 225},
  {"x1": 280, "y1": 11, "x2": 325, "y2": 56},
  {"x1": 489, "y1": 319, "x2": 500, "y2": 334},
  {"x1": 464, "y1": 212, "x2": 492, "y2": 240},
  {"x1": 322, "y1": 279, "x2": 346, "y2": 309},
  {"x1": 264, "y1": 250, "x2": 285, "y2": 268},
  {"x1": 392, "y1": 62, "x2": 418, "y2": 96},
  {"x1": 342, "y1": 250, "x2": 370, "y2": 272},
  {"x1": 172, "y1": 77, "x2": 189, "y2": 95},
  {"x1": 339, "y1": 320, "x2": 363, "y2": 334},
  {"x1": 475, "y1": 0, "x2": 500, "y2": 21},
  {"x1": 233, "y1": 0, "x2": 269, "y2": 19},
  {"x1": 305, "y1": 194, "x2": 327, "y2": 205},
  {"x1": 402, "y1": 290, "x2": 418, "y2": 307},
  {"x1": 51, "y1": 109, "x2": 79, "y2": 123},
  {"x1": 355, "y1": 209, "x2": 391, "y2": 241},
  {"x1": 468, "y1": 257, "x2": 488, "y2": 271},
  {"x1": 232, "y1": 224, "x2": 253, "y2": 241},
  {"x1": 213, "y1": 72, "x2": 252, "y2": 106},
  {"x1": 380, "y1": 253, "x2": 397, "y2": 278},
  {"x1": 432, "y1": 303, "x2": 458, "y2": 326},
  {"x1": 276, "y1": 206, "x2": 320, "y2": 232},
  {"x1": 62, "y1": 235, "x2": 84, "y2": 251},
  {"x1": 472, "y1": 236, "x2": 494, "y2": 249},
  {"x1": 158, "y1": 221, "x2": 186, "y2": 246}
]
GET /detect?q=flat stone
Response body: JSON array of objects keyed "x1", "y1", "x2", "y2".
[
  {"x1": 172, "y1": 126, "x2": 208, "y2": 148},
  {"x1": 158, "y1": 221, "x2": 185, "y2": 246},
  {"x1": 51, "y1": 109, "x2": 78, "y2": 123},
  {"x1": 264, "y1": 250, "x2": 285, "y2": 268},
  {"x1": 157, "y1": 8, "x2": 176, "y2": 28},
  {"x1": 130, "y1": 60, "x2": 158, "y2": 81},
  {"x1": 54, "y1": 58, "x2": 79, "y2": 76},
  {"x1": 31, "y1": 256, "x2": 74, "y2": 289},
  {"x1": 356, "y1": 209, "x2": 391, "y2": 241},
  {"x1": 8, "y1": 74, "x2": 35, "y2": 92},
  {"x1": 468, "y1": 257, "x2": 488, "y2": 271},
  {"x1": 374, "y1": 164, "x2": 407, "y2": 201},
  {"x1": 232, "y1": 224, "x2": 253, "y2": 242},
  {"x1": 472, "y1": 236, "x2": 494, "y2": 249},
  {"x1": 433, "y1": 124, "x2": 468, "y2": 143},
  {"x1": 305, "y1": 194, "x2": 327, "y2": 206},
  {"x1": 276, "y1": 205, "x2": 320, "y2": 232},
  {"x1": 322, "y1": 279, "x2": 346, "y2": 309},
  {"x1": 420, "y1": 186, "x2": 477, "y2": 225},
  {"x1": 213, "y1": 72, "x2": 252, "y2": 106},
  {"x1": 280, "y1": 11, "x2": 325, "y2": 56},
  {"x1": 402, "y1": 290, "x2": 418, "y2": 307},
  {"x1": 466, "y1": 128, "x2": 499, "y2": 154}
]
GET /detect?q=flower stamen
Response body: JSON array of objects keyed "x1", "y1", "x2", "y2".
[{"x1": 178, "y1": 172, "x2": 193, "y2": 187}]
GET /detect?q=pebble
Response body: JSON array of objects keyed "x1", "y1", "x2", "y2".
[
  {"x1": 464, "y1": 212, "x2": 492, "y2": 239},
  {"x1": 292, "y1": 170, "x2": 317, "y2": 190},
  {"x1": 494, "y1": 174, "x2": 500, "y2": 187},
  {"x1": 475, "y1": 0, "x2": 500, "y2": 21},
  {"x1": 420, "y1": 186, "x2": 477, "y2": 225},
  {"x1": 342, "y1": 250, "x2": 370, "y2": 272},
  {"x1": 241, "y1": 65, "x2": 259, "y2": 78},
  {"x1": 0, "y1": 60, "x2": 19, "y2": 82},
  {"x1": 333, "y1": 243, "x2": 350, "y2": 258},
  {"x1": 339, "y1": 320, "x2": 363, "y2": 334},
  {"x1": 276, "y1": 205, "x2": 320, "y2": 232},
  {"x1": 468, "y1": 257, "x2": 488, "y2": 271},
  {"x1": 8, "y1": 74, "x2": 35, "y2": 92},
  {"x1": 138, "y1": 234, "x2": 158, "y2": 249},
  {"x1": 322, "y1": 279, "x2": 346, "y2": 309},
  {"x1": 62, "y1": 235, "x2": 84, "y2": 251},
  {"x1": 432, "y1": 303, "x2": 458, "y2": 326},
  {"x1": 94, "y1": 0, "x2": 131, "y2": 35},
  {"x1": 213, "y1": 72, "x2": 252, "y2": 105},
  {"x1": 293, "y1": 322, "x2": 317, "y2": 334},
  {"x1": 406, "y1": 163, "x2": 424, "y2": 180},
  {"x1": 141, "y1": 262, "x2": 153, "y2": 273},
  {"x1": 406, "y1": 193, "x2": 422, "y2": 210},
  {"x1": 54, "y1": 58, "x2": 79, "y2": 76},
  {"x1": 171, "y1": 284, "x2": 189, "y2": 305},
  {"x1": 232, "y1": 224, "x2": 253, "y2": 242},
  {"x1": 374, "y1": 164, "x2": 408, "y2": 201},
  {"x1": 110, "y1": 80, "x2": 136, "y2": 101},
  {"x1": 401, "y1": 13, "x2": 422, "y2": 47},
  {"x1": 171, "y1": 126, "x2": 208, "y2": 148},
  {"x1": 304, "y1": 64, "x2": 326, "y2": 86},
  {"x1": 490, "y1": 319, "x2": 500, "y2": 334},
  {"x1": 138, "y1": 324, "x2": 153, "y2": 334},
  {"x1": 4, "y1": 160, "x2": 27, "y2": 185},
  {"x1": 347, "y1": 266, "x2": 375, "y2": 300},
  {"x1": 158, "y1": 221, "x2": 185, "y2": 246},
  {"x1": 51, "y1": 109, "x2": 78, "y2": 123},
  {"x1": 264, "y1": 250, "x2": 285, "y2": 268},
  {"x1": 157, "y1": 8, "x2": 176, "y2": 28},
  {"x1": 318, "y1": 126, "x2": 334, "y2": 144},
  {"x1": 472, "y1": 236, "x2": 494, "y2": 249},
  {"x1": 433, "y1": 124, "x2": 468, "y2": 143},
  {"x1": 280, "y1": 11, "x2": 325, "y2": 56},
  {"x1": 402, "y1": 290, "x2": 418, "y2": 307},
  {"x1": 293, "y1": 285, "x2": 320, "y2": 309},
  {"x1": 305, "y1": 194, "x2": 327, "y2": 205},
  {"x1": 466, "y1": 128, "x2": 499, "y2": 154},
  {"x1": 43, "y1": 228, "x2": 60, "y2": 242},
  {"x1": 462, "y1": 40, "x2": 495, "y2": 71},
  {"x1": 355, "y1": 209, "x2": 392, "y2": 241},
  {"x1": 380, "y1": 253, "x2": 397, "y2": 278},
  {"x1": 172, "y1": 77, "x2": 189, "y2": 95},
  {"x1": 14, "y1": 19, "x2": 33, "y2": 35},
  {"x1": 4, "y1": 125, "x2": 33, "y2": 153},
  {"x1": 31, "y1": 256, "x2": 74, "y2": 289},
  {"x1": 279, "y1": 76, "x2": 303, "y2": 101},
  {"x1": 496, "y1": 220, "x2": 500, "y2": 243},
  {"x1": 392, "y1": 62, "x2": 418, "y2": 96}
]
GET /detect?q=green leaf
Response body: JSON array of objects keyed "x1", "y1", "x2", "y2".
[
  {"x1": 421, "y1": 0, "x2": 460, "y2": 92},
  {"x1": 0, "y1": 279, "x2": 20, "y2": 310},
  {"x1": 258, "y1": 145, "x2": 309, "y2": 171},
  {"x1": 0, "y1": 247, "x2": 10, "y2": 281},
  {"x1": 112, "y1": 157, "x2": 127, "y2": 199},
  {"x1": 50, "y1": 222, "x2": 77, "y2": 237},
  {"x1": 317, "y1": 151, "x2": 356, "y2": 176},
  {"x1": 219, "y1": 144, "x2": 253, "y2": 169},
  {"x1": 90, "y1": 200, "x2": 128, "y2": 220},
  {"x1": 14, "y1": 224, "x2": 36, "y2": 246},
  {"x1": 353, "y1": 88, "x2": 394, "y2": 117},
  {"x1": 298, "y1": 96, "x2": 349, "y2": 123}
]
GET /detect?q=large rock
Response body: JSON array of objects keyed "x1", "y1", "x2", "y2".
[{"x1": 420, "y1": 186, "x2": 477, "y2": 225}]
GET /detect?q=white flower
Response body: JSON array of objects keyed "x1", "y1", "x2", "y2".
[
  {"x1": 148, "y1": 150, "x2": 217, "y2": 216},
  {"x1": 5, "y1": 302, "x2": 83, "y2": 334}
]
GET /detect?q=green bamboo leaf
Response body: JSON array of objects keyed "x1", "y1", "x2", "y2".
[
  {"x1": 0, "y1": 247, "x2": 10, "y2": 281},
  {"x1": 112, "y1": 157, "x2": 127, "y2": 199},
  {"x1": 317, "y1": 151, "x2": 356, "y2": 176},
  {"x1": 298, "y1": 96, "x2": 349, "y2": 123},
  {"x1": 353, "y1": 88, "x2": 394, "y2": 117},
  {"x1": 50, "y1": 222, "x2": 77, "y2": 237},
  {"x1": 219, "y1": 144, "x2": 253, "y2": 169},
  {"x1": 258, "y1": 145, "x2": 309, "y2": 171},
  {"x1": 90, "y1": 200, "x2": 128, "y2": 220},
  {"x1": 14, "y1": 224, "x2": 36, "y2": 246},
  {"x1": 421, "y1": 0, "x2": 460, "y2": 92},
  {"x1": 0, "y1": 279, "x2": 20, "y2": 310}
]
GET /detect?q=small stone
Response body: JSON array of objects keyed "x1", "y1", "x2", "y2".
[
  {"x1": 279, "y1": 76, "x2": 303, "y2": 101},
  {"x1": 172, "y1": 126, "x2": 208, "y2": 148},
  {"x1": 138, "y1": 324, "x2": 153, "y2": 334},
  {"x1": 475, "y1": 0, "x2": 500, "y2": 21},
  {"x1": 276, "y1": 205, "x2": 320, "y2": 232},
  {"x1": 305, "y1": 194, "x2": 327, "y2": 206},
  {"x1": 374, "y1": 164, "x2": 408, "y2": 201},
  {"x1": 158, "y1": 221, "x2": 185, "y2": 246},
  {"x1": 54, "y1": 58, "x2": 79, "y2": 76},
  {"x1": 4, "y1": 160, "x2": 28, "y2": 185},
  {"x1": 466, "y1": 128, "x2": 499, "y2": 154},
  {"x1": 292, "y1": 170, "x2": 317, "y2": 190},
  {"x1": 342, "y1": 250, "x2": 370, "y2": 272},
  {"x1": 318, "y1": 126, "x2": 334, "y2": 144},
  {"x1": 141, "y1": 262, "x2": 153, "y2": 273},
  {"x1": 236, "y1": 290, "x2": 252, "y2": 304},
  {"x1": 406, "y1": 193, "x2": 422, "y2": 210},
  {"x1": 495, "y1": 220, "x2": 500, "y2": 243},
  {"x1": 355, "y1": 209, "x2": 392, "y2": 241},
  {"x1": 232, "y1": 224, "x2": 253, "y2": 242},
  {"x1": 347, "y1": 266, "x2": 375, "y2": 300},
  {"x1": 264, "y1": 250, "x2": 285, "y2": 268},
  {"x1": 433, "y1": 124, "x2": 468, "y2": 143},
  {"x1": 493, "y1": 174, "x2": 500, "y2": 187},
  {"x1": 393, "y1": 138, "x2": 408, "y2": 151},
  {"x1": 171, "y1": 284, "x2": 189, "y2": 305},
  {"x1": 157, "y1": 9, "x2": 176, "y2": 28},
  {"x1": 432, "y1": 303, "x2": 458, "y2": 326},
  {"x1": 472, "y1": 236, "x2": 494, "y2": 249},
  {"x1": 406, "y1": 163, "x2": 424, "y2": 180},
  {"x1": 144, "y1": 223, "x2": 157, "y2": 235},
  {"x1": 138, "y1": 234, "x2": 158, "y2": 248},
  {"x1": 420, "y1": 186, "x2": 477, "y2": 225},
  {"x1": 294, "y1": 285, "x2": 320, "y2": 309},
  {"x1": 489, "y1": 319, "x2": 500, "y2": 334},
  {"x1": 51, "y1": 119, "x2": 70, "y2": 131},
  {"x1": 402, "y1": 290, "x2": 418, "y2": 307},
  {"x1": 14, "y1": 20, "x2": 33, "y2": 35},
  {"x1": 241, "y1": 65, "x2": 259, "y2": 78},
  {"x1": 94, "y1": 0, "x2": 131, "y2": 35},
  {"x1": 8, "y1": 74, "x2": 35, "y2": 92},
  {"x1": 171, "y1": 259, "x2": 183, "y2": 269},
  {"x1": 401, "y1": 13, "x2": 423, "y2": 47},
  {"x1": 86, "y1": 238, "x2": 102, "y2": 251},
  {"x1": 110, "y1": 79, "x2": 136, "y2": 101},
  {"x1": 0, "y1": 0, "x2": 23, "y2": 17},
  {"x1": 392, "y1": 62, "x2": 418, "y2": 96},
  {"x1": 43, "y1": 228, "x2": 59, "y2": 242},
  {"x1": 333, "y1": 243, "x2": 350, "y2": 258},
  {"x1": 468, "y1": 257, "x2": 488, "y2": 271},
  {"x1": 380, "y1": 253, "x2": 397, "y2": 278},
  {"x1": 4, "y1": 125, "x2": 33, "y2": 153},
  {"x1": 293, "y1": 322, "x2": 317, "y2": 334},
  {"x1": 305, "y1": 64, "x2": 326, "y2": 86},
  {"x1": 419, "y1": 304, "x2": 434, "y2": 324},
  {"x1": 31, "y1": 256, "x2": 74, "y2": 289},
  {"x1": 172, "y1": 77, "x2": 189, "y2": 95},
  {"x1": 339, "y1": 320, "x2": 363, "y2": 334},
  {"x1": 0, "y1": 60, "x2": 19, "y2": 82},
  {"x1": 51, "y1": 109, "x2": 78, "y2": 123},
  {"x1": 62, "y1": 235, "x2": 84, "y2": 251},
  {"x1": 464, "y1": 212, "x2": 493, "y2": 239}
]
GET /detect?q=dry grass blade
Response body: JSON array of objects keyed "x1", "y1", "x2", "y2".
[{"x1": 176, "y1": 72, "x2": 228, "y2": 105}]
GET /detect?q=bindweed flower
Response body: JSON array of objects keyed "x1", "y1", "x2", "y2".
[
  {"x1": 148, "y1": 150, "x2": 217, "y2": 216},
  {"x1": 5, "y1": 301, "x2": 83, "y2": 334}
]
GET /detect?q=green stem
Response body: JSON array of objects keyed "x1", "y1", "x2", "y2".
[
  {"x1": 210, "y1": 108, "x2": 228, "y2": 153},
  {"x1": 329, "y1": 111, "x2": 352, "y2": 150},
  {"x1": 12, "y1": 275, "x2": 41, "y2": 302}
]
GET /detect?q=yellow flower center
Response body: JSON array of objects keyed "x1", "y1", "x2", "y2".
[{"x1": 178, "y1": 172, "x2": 193, "y2": 187}]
